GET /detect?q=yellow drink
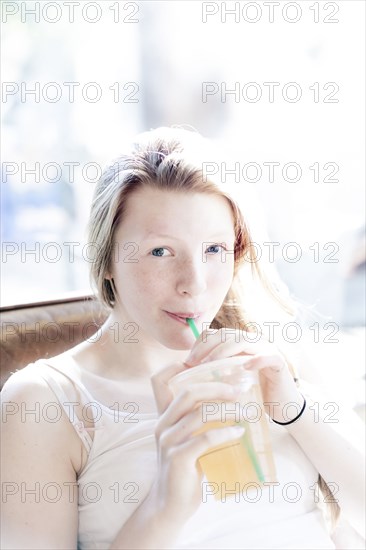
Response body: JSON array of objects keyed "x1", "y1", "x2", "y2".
[
  {"x1": 195, "y1": 420, "x2": 258, "y2": 499},
  {"x1": 170, "y1": 366, "x2": 277, "y2": 500}
]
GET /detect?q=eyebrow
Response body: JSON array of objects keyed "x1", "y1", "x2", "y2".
[{"x1": 143, "y1": 232, "x2": 234, "y2": 241}]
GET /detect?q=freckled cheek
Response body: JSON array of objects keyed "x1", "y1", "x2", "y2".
[
  {"x1": 208, "y1": 258, "x2": 234, "y2": 285},
  {"x1": 116, "y1": 263, "x2": 168, "y2": 296},
  {"x1": 113, "y1": 260, "x2": 233, "y2": 297}
]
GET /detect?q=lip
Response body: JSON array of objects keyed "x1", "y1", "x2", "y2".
[
  {"x1": 164, "y1": 311, "x2": 202, "y2": 325},
  {"x1": 165, "y1": 311, "x2": 202, "y2": 319}
]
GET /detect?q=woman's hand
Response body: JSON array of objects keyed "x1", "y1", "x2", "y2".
[
  {"x1": 149, "y1": 358, "x2": 246, "y2": 524},
  {"x1": 184, "y1": 327, "x2": 304, "y2": 424}
]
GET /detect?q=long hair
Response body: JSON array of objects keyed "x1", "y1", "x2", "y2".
[{"x1": 87, "y1": 126, "x2": 340, "y2": 531}]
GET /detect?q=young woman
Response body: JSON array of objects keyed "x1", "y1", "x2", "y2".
[{"x1": 1, "y1": 127, "x2": 365, "y2": 549}]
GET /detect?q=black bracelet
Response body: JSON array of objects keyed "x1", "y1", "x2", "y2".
[{"x1": 272, "y1": 395, "x2": 306, "y2": 425}]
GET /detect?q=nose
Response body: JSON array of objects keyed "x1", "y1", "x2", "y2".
[{"x1": 175, "y1": 255, "x2": 208, "y2": 296}]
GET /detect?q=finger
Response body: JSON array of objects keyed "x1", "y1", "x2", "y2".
[
  {"x1": 242, "y1": 353, "x2": 287, "y2": 375},
  {"x1": 156, "y1": 378, "x2": 240, "y2": 437},
  {"x1": 184, "y1": 327, "x2": 219, "y2": 366},
  {"x1": 195, "y1": 339, "x2": 262, "y2": 365},
  {"x1": 159, "y1": 400, "x2": 244, "y2": 449},
  {"x1": 185, "y1": 328, "x2": 267, "y2": 366},
  {"x1": 152, "y1": 354, "x2": 249, "y2": 417},
  {"x1": 150, "y1": 361, "x2": 190, "y2": 415}
]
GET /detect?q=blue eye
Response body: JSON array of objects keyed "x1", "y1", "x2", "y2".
[
  {"x1": 206, "y1": 244, "x2": 225, "y2": 254},
  {"x1": 150, "y1": 245, "x2": 226, "y2": 257},
  {"x1": 151, "y1": 247, "x2": 169, "y2": 257}
]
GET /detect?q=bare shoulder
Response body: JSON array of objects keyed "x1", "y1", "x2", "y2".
[
  {"x1": 1, "y1": 363, "x2": 81, "y2": 549},
  {"x1": 2, "y1": 364, "x2": 60, "y2": 420},
  {"x1": 1, "y1": 362, "x2": 85, "y2": 474},
  {"x1": 2, "y1": 361, "x2": 75, "y2": 411}
]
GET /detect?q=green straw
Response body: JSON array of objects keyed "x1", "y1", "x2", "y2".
[
  {"x1": 186, "y1": 317, "x2": 201, "y2": 339},
  {"x1": 186, "y1": 317, "x2": 265, "y2": 484},
  {"x1": 242, "y1": 422, "x2": 265, "y2": 483}
]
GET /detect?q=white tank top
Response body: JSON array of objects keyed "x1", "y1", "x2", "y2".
[{"x1": 30, "y1": 358, "x2": 336, "y2": 550}]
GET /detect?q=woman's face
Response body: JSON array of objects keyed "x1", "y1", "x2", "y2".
[{"x1": 109, "y1": 187, "x2": 236, "y2": 349}]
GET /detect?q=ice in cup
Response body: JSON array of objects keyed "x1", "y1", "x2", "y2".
[{"x1": 169, "y1": 362, "x2": 277, "y2": 500}]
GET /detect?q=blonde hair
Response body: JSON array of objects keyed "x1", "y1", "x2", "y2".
[{"x1": 87, "y1": 126, "x2": 340, "y2": 531}]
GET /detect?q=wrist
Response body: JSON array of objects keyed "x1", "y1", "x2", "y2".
[
  {"x1": 271, "y1": 394, "x2": 306, "y2": 425},
  {"x1": 109, "y1": 485, "x2": 186, "y2": 550},
  {"x1": 265, "y1": 386, "x2": 305, "y2": 424},
  {"x1": 145, "y1": 483, "x2": 190, "y2": 529}
]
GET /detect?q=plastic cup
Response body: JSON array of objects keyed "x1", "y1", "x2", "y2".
[{"x1": 169, "y1": 362, "x2": 277, "y2": 500}]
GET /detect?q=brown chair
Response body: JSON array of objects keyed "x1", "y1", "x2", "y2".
[{"x1": 0, "y1": 295, "x2": 107, "y2": 389}]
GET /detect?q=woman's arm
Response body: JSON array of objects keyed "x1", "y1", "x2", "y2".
[
  {"x1": 184, "y1": 327, "x2": 366, "y2": 539},
  {"x1": 1, "y1": 370, "x2": 80, "y2": 549},
  {"x1": 285, "y1": 387, "x2": 365, "y2": 539},
  {"x1": 110, "y1": 359, "x2": 249, "y2": 550},
  {"x1": 109, "y1": 482, "x2": 186, "y2": 550}
]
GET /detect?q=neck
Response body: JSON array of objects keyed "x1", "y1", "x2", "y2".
[{"x1": 73, "y1": 309, "x2": 192, "y2": 381}]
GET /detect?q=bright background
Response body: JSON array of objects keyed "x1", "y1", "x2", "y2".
[{"x1": 1, "y1": 1, "x2": 365, "y2": 414}]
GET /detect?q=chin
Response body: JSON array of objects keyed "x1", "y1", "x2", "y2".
[{"x1": 158, "y1": 332, "x2": 194, "y2": 351}]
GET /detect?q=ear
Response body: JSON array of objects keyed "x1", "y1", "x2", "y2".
[{"x1": 106, "y1": 275, "x2": 116, "y2": 289}]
